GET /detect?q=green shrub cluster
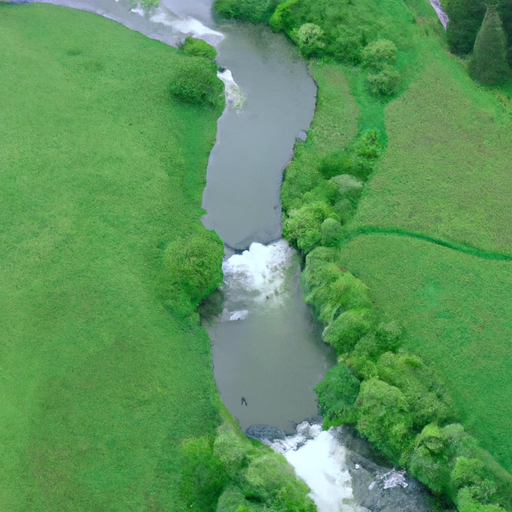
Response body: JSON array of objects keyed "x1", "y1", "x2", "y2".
[
  {"x1": 180, "y1": 422, "x2": 315, "y2": 512},
  {"x1": 169, "y1": 54, "x2": 224, "y2": 107},
  {"x1": 180, "y1": 36, "x2": 217, "y2": 61},
  {"x1": 164, "y1": 229, "x2": 224, "y2": 313},
  {"x1": 282, "y1": 130, "x2": 381, "y2": 255},
  {"x1": 213, "y1": 0, "x2": 279, "y2": 24},
  {"x1": 303, "y1": 248, "x2": 512, "y2": 510},
  {"x1": 214, "y1": 0, "x2": 406, "y2": 96}
]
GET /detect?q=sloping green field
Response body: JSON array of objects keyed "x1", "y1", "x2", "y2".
[
  {"x1": 0, "y1": 5, "x2": 221, "y2": 510},
  {"x1": 340, "y1": 15, "x2": 512, "y2": 472},
  {"x1": 338, "y1": 234, "x2": 512, "y2": 470},
  {"x1": 351, "y1": 43, "x2": 512, "y2": 254}
]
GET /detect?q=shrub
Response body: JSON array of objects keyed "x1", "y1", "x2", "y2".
[
  {"x1": 302, "y1": 257, "x2": 373, "y2": 322},
  {"x1": 322, "y1": 308, "x2": 374, "y2": 354},
  {"x1": 214, "y1": 0, "x2": 277, "y2": 23},
  {"x1": 376, "y1": 352, "x2": 455, "y2": 429},
  {"x1": 416, "y1": 424, "x2": 449, "y2": 454},
  {"x1": 216, "y1": 486, "x2": 252, "y2": 512},
  {"x1": 367, "y1": 65, "x2": 401, "y2": 97},
  {"x1": 329, "y1": 174, "x2": 363, "y2": 200},
  {"x1": 321, "y1": 218, "x2": 343, "y2": 247},
  {"x1": 330, "y1": 32, "x2": 363, "y2": 64},
  {"x1": 164, "y1": 230, "x2": 224, "y2": 308},
  {"x1": 283, "y1": 201, "x2": 336, "y2": 254},
  {"x1": 296, "y1": 23, "x2": 325, "y2": 57},
  {"x1": 451, "y1": 457, "x2": 485, "y2": 489},
  {"x1": 243, "y1": 454, "x2": 312, "y2": 509},
  {"x1": 409, "y1": 444, "x2": 451, "y2": 495},
  {"x1": 169, "y1": 56, "x2": 224, "y2": 107},
  {"x1": 180, "y1": 36, "x2": 217, "y2": 61},
  {"x1": 318, "y1": 152, "x2": 352, "y2": 179},
  {"x1": 361, "y1": 39, "x2": 398, "y2": 70},
  {"x1": 353, "y1": 130, "x2": 382, "y2": 159},
  {"x1": 469, "y1": 5, "x2": 510, "y2": 85},
  {"x1": 269, "y1": 0, "x2": 300, "y2": 31},
  {"x1": 355, "y1": 378, "x2": 414, "y2": 457},
  {"x1": 315, "y1": 362, "x2": 360, "y2": 425},
  {"x1": 213, "y1": 423, "x2": 250, "y2": 479},
  {"x1": 179, "y1": 437, "x2": 226, "y2": 512},
  {"x1": 457, "y1": 486, "x2": 504, "y2": 512},
  {"x1": 375, "y1": 320, "x2": 403, "y2": 352}
]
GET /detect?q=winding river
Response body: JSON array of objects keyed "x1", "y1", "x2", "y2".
[{"x1": 19, "y1": 0, "x2": 440, "y2": 509}]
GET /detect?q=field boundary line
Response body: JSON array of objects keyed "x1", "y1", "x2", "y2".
[{"x1": 343, "y1": 227, "x2": 512, "y2": 261}]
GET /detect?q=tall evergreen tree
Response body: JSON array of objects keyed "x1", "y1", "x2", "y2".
[
  {"x1": 469, "y1": 4, "x2": 509, "y2": 85},
  {"x1": 497, "y1": 0, "x2": 512, "y2": 66},
  {"x1": 446, "y1": 0, "x2": 486, "y2": 55}
]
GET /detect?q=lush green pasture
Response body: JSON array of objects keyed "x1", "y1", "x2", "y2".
[
  {"x1": 351, "y1": 41, "x2": 512, "y2": 255},
  {"x1": 338, "y1": 234, "x2": 512, "y2": 471},
  {"x1": 0, "y1": 5, "x2": 221, "y2": 510}
]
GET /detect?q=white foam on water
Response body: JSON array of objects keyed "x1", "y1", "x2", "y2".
[
  {"x1": 217, "y1": 69, "x2": 246, "y2": 111},
  {"x1": 429, "y1": 0, "x2": 449, "y2": 29},
  {"x1": 150, "y1": 8, "x2": 225, "y2": 45},
  {"x1": 272, "y1": 426, "x2": 363, "y2": 512},
  {"x1": 130, "y1": 5, "x2": 145, "y2": 16},
  {"x1": 222, "y1": 240, "x2": 296, "y2": 307}
]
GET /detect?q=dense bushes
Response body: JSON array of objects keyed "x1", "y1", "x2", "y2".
[
  {"x1": 164, "y1": 230, "x2": 224, "y2": 311},
  {"x1": 169, "y1": 55, "x2": 223, "y2": 107},
  {"x1": 180, "y1": 422, "x2": 315, "y2": 512},
  {"x1": 214, "y1": 0, "x2": 404, "y2": 97},
  {"x1": 213, "y1": 0, "x2": 278, "y2": 23},
  {"x1": 180, "y1": 36, "x2": 217, "y2": 61},
  {"x1": 282, "y1": 129, "x2": 381, "y2": 256},
  {"x1": 302, "y1": 246, "x2": 512, "y2": 510}
]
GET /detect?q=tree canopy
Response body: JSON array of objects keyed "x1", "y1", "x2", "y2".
[{"x1": 469, "y1": 4, "x2": 509, "y2": 85}]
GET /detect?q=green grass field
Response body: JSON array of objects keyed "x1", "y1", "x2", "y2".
[
  {"x1": 337, "y1": 4, "x2": 512, "y2": 474},
  {"x1": 0, "y1": 5, "x2": 222, "y2": 510},
  {"x1": 351, "y1": 42, "x2": 512, "y2": 255},
  {"x1": 338, "y1": 235, "x2": 512, "y2": 470}
]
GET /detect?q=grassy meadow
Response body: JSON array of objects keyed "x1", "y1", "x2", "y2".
[
  {"x1": 338, "y1": 235, "x2": 512, "y2": 470},
  {"x1": 340, "y1": 5, "x2": 512, "y2": 472},
  {"x1": 0, "y1": 4, "x2": 222, "y2": 510}
]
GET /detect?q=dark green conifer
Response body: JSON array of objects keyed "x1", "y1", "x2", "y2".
[
  {"x1": 469, "y1": 4, "x2": 509, "y2": 85},
  {"x1": 446, "y1": 0, "x2": 486, "y2": 55}
]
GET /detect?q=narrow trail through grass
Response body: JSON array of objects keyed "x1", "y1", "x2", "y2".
[{"x1": 344, "y1": 227, "x2": 512, "y2": 261}]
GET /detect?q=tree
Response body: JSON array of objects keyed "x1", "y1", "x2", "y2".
[
  {"x1": 469, "y1": 4, "x2": 509, "y2": 85},
  {"x1": 446, "y1": 0, "x2": 486, "y2": 56},
  {"x1": 497, "y1": 0, "x2": 512, "y2": 66}
]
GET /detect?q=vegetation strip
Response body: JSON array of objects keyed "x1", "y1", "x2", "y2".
[{"x1": 343, "y1": 227, "x2": 512, "y2": 262}]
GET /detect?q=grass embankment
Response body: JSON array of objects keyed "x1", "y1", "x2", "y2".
[
  {"x1": 214, "y1": 0, "x2": 512, "y2": 508},
  {"x1": 341, "y1": 31, "x2": 512, "y2": 473},
  {"x1": 0, "y1": 5, "x2": 314, "y2": 511},
  {"x1": 0, "y1": 5, "x2": 221, "y2": 510}
]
